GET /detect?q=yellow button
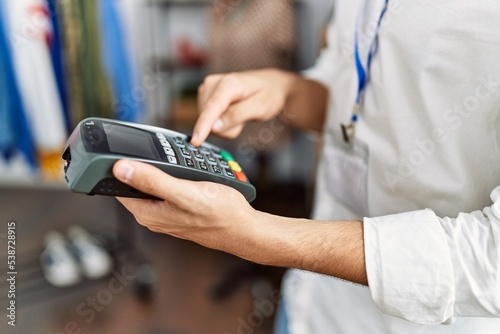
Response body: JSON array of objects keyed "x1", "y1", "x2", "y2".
[{"x1": 228, "y1": 161, "x2": 242, "y2": 172}]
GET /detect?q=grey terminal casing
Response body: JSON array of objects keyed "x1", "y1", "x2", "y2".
[{"x1": 62, "y1": 118, "x2": 256, "y2": 202}]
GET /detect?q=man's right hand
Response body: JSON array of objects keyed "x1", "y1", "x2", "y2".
[{"x1": 191, "y1": 69, "x2": 296, "y2": 146}]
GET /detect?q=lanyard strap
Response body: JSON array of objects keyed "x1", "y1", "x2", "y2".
[
  {"x1": 354, "y1": 0, "x2": 389, "y2": 105},
  {"x1": 343, "y1": 0, "x2": 389, "y2": 143}
]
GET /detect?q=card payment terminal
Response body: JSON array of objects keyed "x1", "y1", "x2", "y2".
[{"x1": 62, "y1": 118, "x2": 256, "y2": 202}]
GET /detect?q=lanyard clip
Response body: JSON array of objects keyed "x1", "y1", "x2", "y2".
[{"x1": 341, "y1": 104, "x2": 360, "y2": 143}]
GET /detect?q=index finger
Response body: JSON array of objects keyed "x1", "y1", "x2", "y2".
[{"x1": 191, "y1": 75, "x2": 247, "y2": 146}]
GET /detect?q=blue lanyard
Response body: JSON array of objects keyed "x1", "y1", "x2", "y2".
[
  {"x1": 354, "y1": 0, "x2": 389, "y2": 105},
  {"x1": 343, "y1": 0, "x2": 389, "y2": 142}
]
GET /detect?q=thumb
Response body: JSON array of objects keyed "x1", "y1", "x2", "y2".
[{"x1": 113, "y1": 160, "x2": 192, "y2": 204}]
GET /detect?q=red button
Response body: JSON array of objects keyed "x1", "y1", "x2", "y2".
[{"x1": 235, "y1": 171, "x2": 248, "y2": 183}]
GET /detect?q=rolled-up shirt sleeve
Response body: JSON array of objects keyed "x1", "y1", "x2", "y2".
[{"x1": 364, "y1": 186, "x2": 500, "y2": 325}]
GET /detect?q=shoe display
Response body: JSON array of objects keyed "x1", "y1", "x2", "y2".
[
  {"x1": 67, "y1": 225, "x2": 113, "y2": 279},
  {"x1": 40, "y1": 232, "x2": 82, "y2": 287}
]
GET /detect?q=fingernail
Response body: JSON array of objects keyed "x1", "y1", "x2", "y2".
[
  {"x1": 213, "y1": 119, "x2": 224, "y2": 131},
  {"x1": 116, "y1": 162, "x2": 135, "y2": 182},
  {"x1": 191, "y1": 132, "x2": 200, "y2": 145}
]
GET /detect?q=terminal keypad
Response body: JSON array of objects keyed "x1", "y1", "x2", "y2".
[{"x1": 156, "y1": 134, "x2": 249, "y2": 183}]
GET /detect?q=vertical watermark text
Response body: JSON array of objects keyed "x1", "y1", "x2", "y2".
[{"x1": 6, "y1": 221, "x2": 17, "y2": 327}]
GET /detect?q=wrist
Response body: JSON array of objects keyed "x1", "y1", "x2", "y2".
[
  {"x1": 211, "y1": 206, "x2": 262, "y2": 260},
  {"x1": 268, "y1": 68, "x2": 300, "y2": 100},
  {"x1": 268, "y1": 69, "x2": 304, "y2": 124},
  {"x1": 228, "y1": 210, "x2": 302, "y2": 268}
]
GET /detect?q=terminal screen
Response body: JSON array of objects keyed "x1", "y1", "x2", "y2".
[{"x1": 103, "y1": 123, "x2": 160, "y2": 160}]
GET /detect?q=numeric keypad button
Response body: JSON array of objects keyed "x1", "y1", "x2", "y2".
[
  {"x1": 206, "y1": 155, "x2": 217, "y2": 164},
  {"x1": 224, "y1": 169, "x2": 235, "y2": 178},
  {"x1": 212, "y1": 165, "x2": 222, "y2": 174},
  {"x1": 186, "y1": 141, "x2": 197, "y2": 150},
  {"x1": 219, "y1": 159, "x2": 229, "y2": 168},
  {"x1": 211, "y1": 149, "x2": 222, "y2": 158},
  {"x1": 180, "y1": 148, "x2": 191, "y2": 158},
  {"x1": 199, "y1": 146, "x2": 210, "y2": 154},
  {"x1": 193, "y1": 151, "x2": 204, "y2": 161},
  {"x1": 199, "y1": 162, "x2": 209, "y2": 171},
  {"x1": 174, "y1": 137, "x2": 185, "y2": 147}
]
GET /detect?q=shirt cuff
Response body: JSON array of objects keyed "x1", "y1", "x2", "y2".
[{"x1": 364, "y1": 209, "x2": 455, "y2": 324}]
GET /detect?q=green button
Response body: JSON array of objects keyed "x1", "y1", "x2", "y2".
[{"x1": 220, "y1": 150, "x2": 234, "y2": 162}]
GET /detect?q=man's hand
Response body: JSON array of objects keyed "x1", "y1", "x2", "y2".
[
  {"x1": 192, "y1": 69, "x2": 328, "y2": 146},
  {"x1": 112, "y1": 160, "x2": 257, "y2": 251},
  {"x1": 192, "y1": 69, "x2": 296, "y2": 146},
  {"x1": 112, "y1": 159, "x2": 368, "y2": 286}
]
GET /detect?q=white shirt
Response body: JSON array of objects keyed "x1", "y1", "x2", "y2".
[{"x1": 282, "y1": 0, "x2": 500, "y2": 333}]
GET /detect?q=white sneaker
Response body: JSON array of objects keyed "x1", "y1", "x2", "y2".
[
  {"x1": 40, "y1": 232, "x2": 81, "y2": 287},
  {"x1": 67, "y1": 226, "x2": 113, "y2": 279}
]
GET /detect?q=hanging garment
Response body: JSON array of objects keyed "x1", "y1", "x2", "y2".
[
  {"x1": 56, "y1": 0, "x2": 83, "y2": 124},
  {"x1": 78, "y1": 0, "x2": 113, "y2": 121},
  {"x1": 52, "y1": 0, "x2": 114, "y2": 127},
  {"x1": 0, "y1": 2, "x2": 36, "y2": 169},
  {"x1": 4, "y1": 0, "x2": 67, "y2": 181},
  {"x1": 47, "y1": 0, "x2": 71, "y2": 132},
  {"x1": 97, "y1": 0, "x2": 141, "y2": 122}
]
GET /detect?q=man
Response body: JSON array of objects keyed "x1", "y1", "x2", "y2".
[{"x1": 113, "y1": 0, "x2": 500, "y2": 333}]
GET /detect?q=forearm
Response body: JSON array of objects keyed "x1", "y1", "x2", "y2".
[
  {"x1": 276, "y1": 69, "x2": 329, "y2": 133},
  {"x1": 112, "y1": 159, "x2": 366, "y2": 285},
  {"x1": 223, "y1": 210, "x2": 368, "y2": 286}
]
